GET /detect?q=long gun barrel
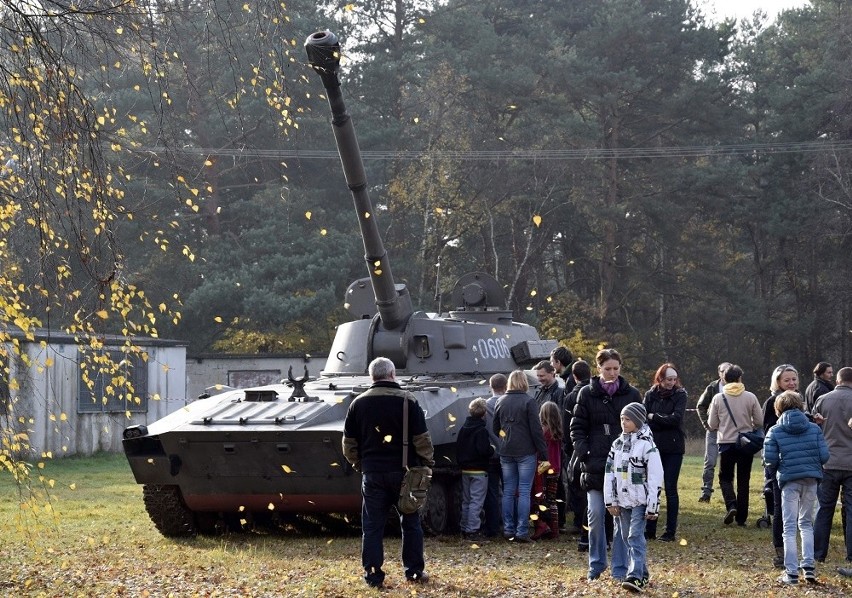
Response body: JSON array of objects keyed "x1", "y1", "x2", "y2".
[{"x1": 304, "y1": 31, "x2": 412, "y2": 331}]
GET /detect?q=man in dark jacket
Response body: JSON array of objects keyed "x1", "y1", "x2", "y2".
[
  {"x1": 533, "y1": 360, "x2": 563, "y2": 408},
  {"x1": 551, "y1": 346, "x2": 576, "y2": 395},
  {"x1": 804, "y1": 362, "x2": 834, "y2": 414},
  {"x1": 565, "y1": 359, "x2": 591, "y2": 549},
  {"x1": 695, "y1": 362, "x2": 731, "y2": 502},
  {"x1": 343, "y1": 357, "x2": 435, "y2": 589}
]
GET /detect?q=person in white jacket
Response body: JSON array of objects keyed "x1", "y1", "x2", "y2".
[{"x1": 605, "y1": 403, "x2": 664, "y2": 593}]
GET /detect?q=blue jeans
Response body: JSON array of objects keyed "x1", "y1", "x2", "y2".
[
  {"x1": 781, "y1": 479, "x2": 818, "y2": 576},
  {"x1": 361, "y1": 471, "x2": 425, "y2": 586},
  {"x1": 646, "y1": 452, "x2": 682, "y2": 537},
  {"x1": 616, "y1": 505, "x2": 650, "y2": 581},
  {"x1": 588, "y1": 489, "x2": 627, "y2": 579},
  {"x1": 814, "y1": 468, "x2": 852, "y2": 561},
  {"x1": 461, "y1": 472, "x2": 488, "y2": 533},
  {"x1": 500, "y1": 453, "x2": 537, "y2": 538}
]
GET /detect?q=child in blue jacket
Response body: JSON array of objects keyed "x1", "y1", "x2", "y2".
[{"x1": 764, "y1": 390, "x2": 830, "y2": 586}]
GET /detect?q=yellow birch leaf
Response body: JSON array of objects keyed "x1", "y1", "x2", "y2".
[{"x1": 532, "y1": 214, "x2": 542, "y2": 227}]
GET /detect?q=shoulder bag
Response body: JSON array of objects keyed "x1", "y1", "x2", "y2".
[
  {"x1": 721, "y1": 394, "x2": 764, "y2": 455},
  {"x1": 397, "y1": 395, "x2": 433, "y2": 514}
]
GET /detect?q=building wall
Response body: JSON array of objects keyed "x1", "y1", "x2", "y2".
[
  {"x1": 185, "y1": 354, "x2": 327, "y2": 403},
  {"x1": 7, "y1": 341, "x2": 186, "y2": 457}
]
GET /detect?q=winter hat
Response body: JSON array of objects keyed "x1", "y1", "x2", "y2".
[{"x1": 621, "y1": 402, "x2": 647, "y2": 427}]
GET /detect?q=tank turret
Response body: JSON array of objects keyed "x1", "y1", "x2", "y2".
[
  {"x1": 121, "y1": 31, "x2": 558, "y2": 539},
  {"x1": 306, "y1": 30, "x2": 554, "y2": 377}
]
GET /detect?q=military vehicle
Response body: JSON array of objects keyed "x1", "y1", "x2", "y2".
[{"x1": 122, "y1": 30, "x2": 556, "y2": 537}]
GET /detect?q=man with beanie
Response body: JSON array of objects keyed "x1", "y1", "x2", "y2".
[{"x1": 605, "y1": 402, "x2": 663, "y2": 593}]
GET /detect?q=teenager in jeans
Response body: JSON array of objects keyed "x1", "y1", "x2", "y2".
[
  {"x1": 605, "y1": 402, "x2": 663, "y2": 593},
  {"x1": 763, "y1": 391, "x2": 829, "y2": 585},
  {"x1": 708, "y1": 364, "x2": 763, "y2": 526}
]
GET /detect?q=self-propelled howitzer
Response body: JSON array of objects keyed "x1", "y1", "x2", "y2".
[{"x1": 121, "y1": 30, "x2": 556, "y2": 538}]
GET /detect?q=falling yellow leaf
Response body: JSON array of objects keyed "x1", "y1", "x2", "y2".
[
  {"x1": 268, "y1": 503, "x2": 275, "y2": 510},
  {"x1": 538, "y1": 504, "x2": 547, "y2": 512},
  {"x1": 679, "y1": 538, "x2": 688, "y2": 546},
  {"x1": 499, "y1": 430, "x2": 506, "y2": 437},
  {"x1": 450, "y1": 386, "x2": 457, "y2": 392},
  {"x1": 330, "y1": 462, "x2": 340, "y2": 467},
  {"x1": 530, "y1": 289, "x2": 537, "y2": 297},
  {"x1": 344, "y1": 3, "x2": 355, "y2": 11},
  {"x1": 96, "y1": 310, "x2": 109, "y2": 319},
  {"x1": 532, "y1": 214, "x2": 542, "y2": 227},
  {"x1": 69, "y1": 483, "x2": 76, "y2": 490},
  {"x1": 214, "y1": 316, "x2": 223, "y2": 323},
  {"x1": 383, "y1": 434, "x2": 393, "y2": 443},
  {"x1": 448, "y1": 413, "x2": 456, "y2": 422},
  {"x1": 530, "y1": 513, "x2": 539, "y2": 521},
  {"x1": 281, "y1": 465, "x2": 294, "y2": 474},
  {"x1": 305, "y1": 211, "x2": 312, "y2": 220},
  {"x1": 327, "y1": 539, "x2": 334, "y2": 545}
]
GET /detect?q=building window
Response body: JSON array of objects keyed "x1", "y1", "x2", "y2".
[{"x1": 78, "y1": 349, "x2": 149, "y2": 413}]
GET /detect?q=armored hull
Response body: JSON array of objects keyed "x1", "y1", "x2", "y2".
[{"x1": 123, "y1": 30, "x2": 557, "y2": 536}]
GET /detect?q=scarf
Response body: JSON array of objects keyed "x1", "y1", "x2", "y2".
[
  {"x1": 657, "y1": 386, "x2": 674, "y2": 400},
  {"x1": 601, "y1": 379, "x2": 619, "y2": 396}
]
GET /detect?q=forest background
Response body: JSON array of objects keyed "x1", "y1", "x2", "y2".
[{"x1": 1, "y1": 0, "x2": 851, "y2": 440}]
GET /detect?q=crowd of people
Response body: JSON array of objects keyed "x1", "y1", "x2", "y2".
[
  {"x1": 342, "y1": 353, "x2": 852, "y2": 592},
  {"x1": 467, "y1": 350, "x2": 852, "y2": 592}
]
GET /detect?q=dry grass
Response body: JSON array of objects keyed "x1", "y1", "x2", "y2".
[{"x1": 2, "y1": 453, "x2": 851, "y2": 597}]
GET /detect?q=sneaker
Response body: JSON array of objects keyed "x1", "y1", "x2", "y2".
[
  {"x1": 838, "y1": 566, "x2": 852, "y2": 577},
  {"x1": 659, "y1": 532, "x2": 676, "y2": 542},
  {"x1": 698, "y1": 495, "x2": 711, "y2": 503},
  {"x1": 724, "y1": 508, "x2": 737, "y2": 525},
  {"x1": 777, "y1": 573, "x2": 798, "y2": 586},
  {"x1": 463, "y1": 531, "x2": 490, "y2": 543},
  {"x1": 622, "y1": 577, "x2": 645, "y2": 593},
  {"x1": 587, "y1": 570, "x2": 602, "y2": 581},
  {"x1": 801, "y1": 567, "x2": 816, "y2": 583},
  {"x1": 511, "y1": 535, "x2": 534, "y2": 543},
  {"x1": 406, "y1": 571, "x2": 429, "y2": 584}
]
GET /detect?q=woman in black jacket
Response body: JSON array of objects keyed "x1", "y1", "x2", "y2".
[
  {"x1": 643, "y1": 363, "x2": 687, "y2": 542},
  {"x1": 570, "y1": 348, "x2": 641, "y2": 581}
]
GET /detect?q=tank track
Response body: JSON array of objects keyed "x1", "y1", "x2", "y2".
[{"x1": 142, "y1": 484, "x2": 198, "y2": 537}]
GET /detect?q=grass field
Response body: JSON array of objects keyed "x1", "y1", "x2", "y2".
[{"x1": 2, "y1": 452, "x2": 851, "y2": 597}]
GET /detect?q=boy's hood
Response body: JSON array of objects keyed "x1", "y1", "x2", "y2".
[{"x1": 778, "y1": 408, "x2": 810, "y2": 435}]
